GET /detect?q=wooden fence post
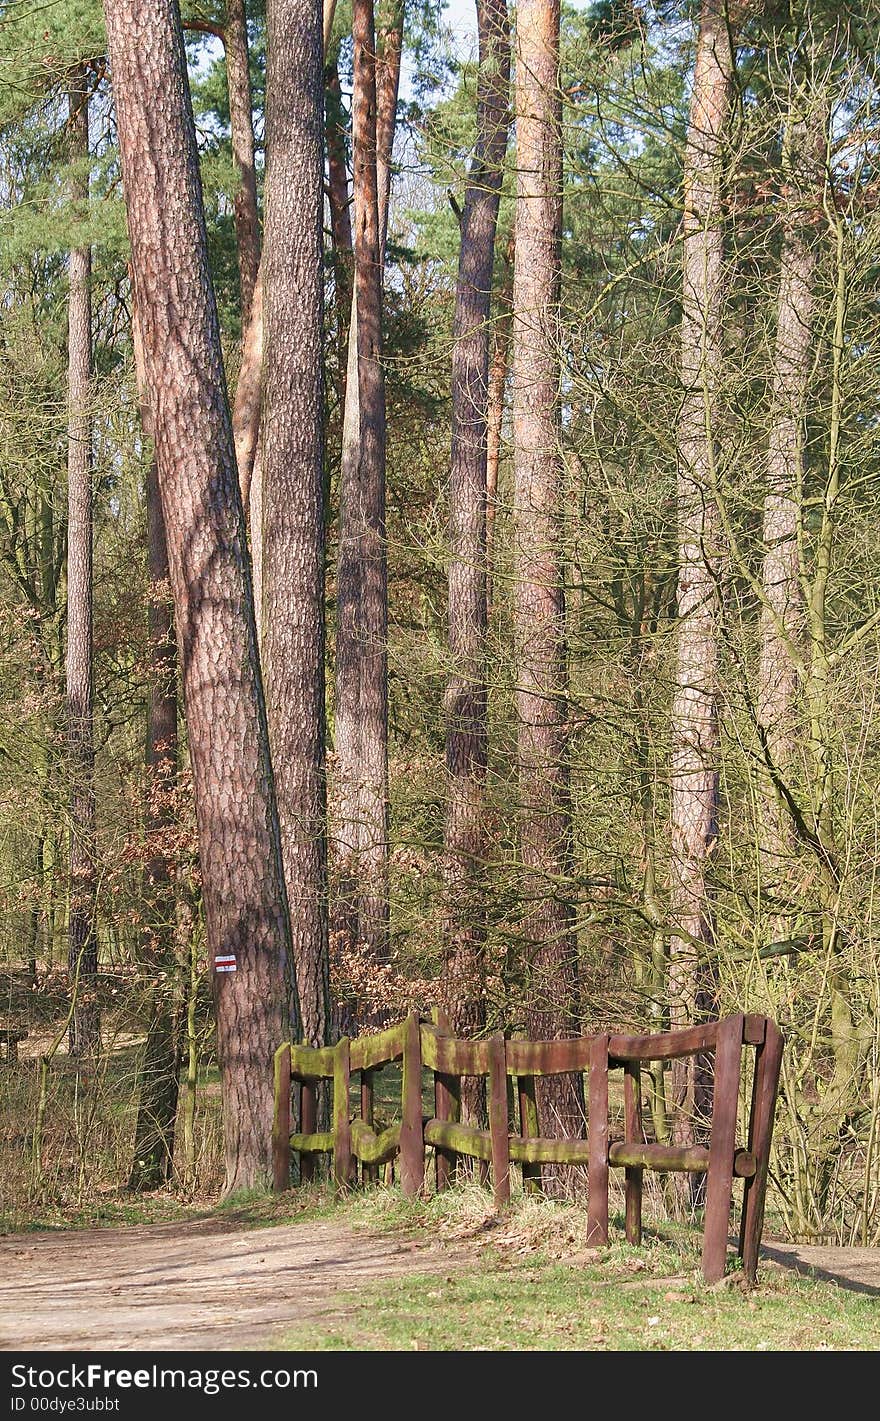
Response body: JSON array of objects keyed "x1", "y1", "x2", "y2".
[
  {"x1": 587, "y1": 1034, "x2": 609, "y2": 1245},
  {"x1": 333, "y1": 1037, "x2": 354, "y2": 1194},
  {"x1": 400, "y1": 1011, "x2": 425, "y2": 1196},
  {"x1": 272, "y1": 1043, "x2": 291, "y2": 1193},
  {"x1": 702, "y1": 1013, "x2": 744, "y2": 1284},
  {"x1": 738, "y1": 1018, "x2": 783, "y2": 1284},
  {"x1": 434, "y1": 1069, "x2": 460, "y2": 1192},
  {"x1": 488, "y1": 1034, "x2": 510, "y2": 1209},
  {"x1": 360, "y1": 1069, "x2": 378, "y2": 1187},
  {"x1": 623, "y1": 1060, "x2": 643, "y2": 1246},
  {"x1": 517, "y1": 1073, "x2": 541, "y2": 1195},
  {"x1": 300, "y1": 1075, "x2": 317, "y2": 1183}
]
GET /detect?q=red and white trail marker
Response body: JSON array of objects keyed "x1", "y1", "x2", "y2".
[{"x1": 214, "y1": 954, "x2": 237, "y2": 974}]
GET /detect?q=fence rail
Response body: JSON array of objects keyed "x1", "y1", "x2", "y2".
[{"x1": 272, "y1": 1010, "x2": 783, "y2": 1284}]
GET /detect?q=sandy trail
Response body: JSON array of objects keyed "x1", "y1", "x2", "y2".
[
  {"x1": 0, "y1": 1216, "x2": 462, "y2": 1351},
  {"x1": 1, "y1": 1216, "x2": 876, "y2": 1351}
]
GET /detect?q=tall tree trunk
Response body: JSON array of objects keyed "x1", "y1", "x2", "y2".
[
  {"x1": 441, "y1": 0, "x2": 509, "y2": 1049},
  {"x1": 104, "y1": 0, "x2": 296, "y2": 1193},
  {"x1": 225, "y1": 0, "x2": 261, "y2": 327},
  {"x1": 757, "y1": 105, "x2": 822, "y2": 924},
  {"x1": 332, "y1": 0, "x2": 390, "y2": 997},
  {"x1": 669, "y1": 0, "x2": 733, "y2": 1163},
  {"x1": 486, "y1": 235, "x2": 514, "y2": 616},
  {"x1": 512, "y1": 0, "x2": 581, "y2": 1178},
  {"x1": 326, "y1": 56, "x2": 354, "y2": 397},
  {"x1": 375, "y1": 0, "x2": 404, "y2": 260},
  {"x1": 129, "y1": 307, "x2": 181, "y2": 1191},
  {"x1": 66, "y1": 68, "x2": 98, "y2": 1061},
  {"x1": 262, "y1": 0, "x2": 330, "y2": 1049},
  {"x1": 242, "y1": 0, "x2": 336, "y2": 622}
]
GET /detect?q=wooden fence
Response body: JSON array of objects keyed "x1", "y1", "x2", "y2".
[{"x1": 272, "y1": 1011, "x2": 783, "y2": 1285}]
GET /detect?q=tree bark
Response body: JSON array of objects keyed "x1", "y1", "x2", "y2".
[
  {"x1": 512, "y1": 0, "x2": 582, "y2": 1179},
  {"x1": 486, "y1": 236, "x2": 514, "y2": 616},
  {"x1": 757, "y1": 106, "x2": 823, "y2": 915},
  {"x1": 441, "y1": 0, "x2": 509, "y2": 1050},
  {"x1": 240, "y1": 1, "x2": 336, "y2": 617},
  {"x1": 129, "y1": 306, "x2": 181, "y2": 1191},
  {"x1": 326, "y1": 56, "x2": 354, "y2": 395},
  {"x1": 375, "y1": 0, "x2": 404, "y2": 260},
  {"x1": 332, "y1": 0, "x2": 390, "y2": 994},
  {"x1": 262, "y1": 0, "x2": 330, "y2": 1048},
  {"x1": 669, "y1": 0, "x2": 733, "y2": 1162},
  {"x1": 66, "y1": 68, "x2": 98, "y2": 1061},
  {"x1": 225, "y1": 0, "x2": 261, "y2": 327},
  {"x1": 103, "y1": 0, "x2": 295, "y2": 1193}
]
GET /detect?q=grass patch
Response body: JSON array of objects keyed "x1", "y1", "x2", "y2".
[{"x1": 271, "y1": 1185, "x2": 879, "y2": 1352}]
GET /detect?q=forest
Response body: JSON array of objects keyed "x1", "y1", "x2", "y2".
[{"x1": 0, "y1": 0, "x2": 878, "y2": 1253}]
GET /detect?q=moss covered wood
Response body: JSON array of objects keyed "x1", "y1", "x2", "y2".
[
  {"x1": 333, "y1": 1036, "x2": 354, "y2": 1192},
  {"x1": 351, "y1": 1118, "x2": 401, "y2": 1165},
  {"x1": 272, "y1": 1043, "x2": 292, "y2": 1191}
]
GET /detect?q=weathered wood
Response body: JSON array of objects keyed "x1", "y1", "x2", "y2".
[
  {"x1": 350, "y1": 1118, "x2": 401, "y2": 1165},
  {"x1": 290, "y1": 1129, "x2": 335, "y2": 1153},
  {"x1": 360, "y1": 1068, "x2": 379, "y2": 1184},
  {"x1": 424, "y1": 1118, "x2": 493, "y2": 1162},
  {"x1": 504, "y1": 1037, "x2": 592, "y2": 1076},
  {"x1": 399, "y1": 1011, "x2": 425, "y2": 1196},
  {"x1": 587, "y1": 1034, "x2": 609, "y2": 1245},
  {"x1": 516, "y1": 1072, "x2": 542, "y2": 1192},
  {"x1": 420, "y1": 1029, "x2": 490, "y2": 1076},
  {"x1": 608, "y1": 1141, "x2": 710, "y2": 1172},
  {"x1": 299, "y1": 1077, "x2": 318, "y2": 1181},
  {"x1": 702, "y1": 1012, "x2": 744, "y2": 1284},
  {"x1": 434, "y1": 1069, "x2": 460, "y2": 1192},
  {"x1": 488, "y1": 1033, "x2": 510, "y2": 1208},
  {"x1": 333, "y1": 1036, "x2": 354, "y2": 1193},
  {"x1": 623, "y1": 1060, "x2": 642, "y2": 1245},
  {"x1": 743, "y1": 1014, "x2": 767, "y2": 1047},
  {"x1": 272, "y1": 1044, "x2": 291, "y2": 1192},
  {"x1": 608, "y1": 1021, "x2": 720, "y2": 1063},
  {"x1": 739, "y1": 1018, "x2": 784, "y2": 1283},
  {"x1": 508, "y1": 1135, "x2": 591, "y2": 1165},
  {"x1": 289, "y1": 1042, "x2": 338, "y2": 1078},
  {"x1": 350, "y1": 1020, "x2": 406, "y2": 1071}
]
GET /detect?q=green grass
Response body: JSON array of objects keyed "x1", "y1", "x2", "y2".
[
  {"x1": 285, "y1": 1250, "x2": 878, "y2": 1351},
  {"x1": 269, "y1": 1186, "x2": 879, "y2": 1352}
]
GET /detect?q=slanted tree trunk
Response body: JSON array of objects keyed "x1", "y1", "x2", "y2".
[
  {"x1": 441, "y1": 0, "x2": 509, "y2": 1050},
  {"x1": 66, "y1": 68, "x2": 98, "y2": 1061},
  {"x1": 129, "y1": 305, "x2": 181, "y2": 1191},
  {"x1": 104, "y1": 0, "x2": 296, "y2": 1193},
  {"x1": 262, "y1": 0, "x2": 329, "y2": 1048},
  {"x1": 757, "y1": 105, "x2": 823, "y2": 925},
  {"x1": 332, "y1": 0, "x2": 390, "y2": 999},
  {"x1": 669, "y1": 0, "x2": 734, "y2": 1166},
  {"x1": 512, "y1": 0, "x2": 581, "y2": 1180}
]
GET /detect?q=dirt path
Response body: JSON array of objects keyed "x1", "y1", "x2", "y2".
[
  {"x1": 1, "y1": 1217, "x2": 876, "y2": 1351},
  {"x1": 0, "y1": 1216, "x2": 466, "y2": 1351}
]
